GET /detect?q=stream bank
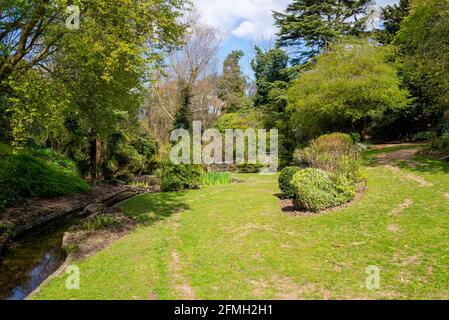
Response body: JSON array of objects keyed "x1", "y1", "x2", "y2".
[{"x1": 0, "y1": 184, "x2": 156, "y2": 300}]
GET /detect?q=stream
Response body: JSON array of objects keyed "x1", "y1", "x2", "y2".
[{"x1": 0, "y1": 216, "x2": 82, "y2": 300}]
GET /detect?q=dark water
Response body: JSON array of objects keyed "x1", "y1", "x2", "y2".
[{"x1": 0, "y1": 217, "x2": 79, "y2": 300}]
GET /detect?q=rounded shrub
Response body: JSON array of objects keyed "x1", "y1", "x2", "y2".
[
  {"x1": 290, "y1": 168, "x2": 340, "y2": 212},
  {"x1": 159, "y1": 163, "x2": 204, "y2": 192},
  {"x1": 278, "y1": 166, "x2": 300, "y2": 199}
]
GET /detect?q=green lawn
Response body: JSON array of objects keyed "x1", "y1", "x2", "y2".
[{"x1": 33, "y1": 146, "x2": 449, "y2": 299}]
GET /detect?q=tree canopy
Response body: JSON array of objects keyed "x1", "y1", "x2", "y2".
[
  {"x1": 274, "y1": 0, "x2": 374, "y2": 62},
  {"x1": 287, "y1": 38, "x2": 410, "y2": 138}
]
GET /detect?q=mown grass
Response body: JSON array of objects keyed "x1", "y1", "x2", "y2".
[{"x1": 33, "y1": 146, "x2": 449, "y2": 299}]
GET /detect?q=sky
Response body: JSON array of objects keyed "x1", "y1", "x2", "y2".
[{"x1": 193, "y1": 0, "x2": 399, "y2": 78}]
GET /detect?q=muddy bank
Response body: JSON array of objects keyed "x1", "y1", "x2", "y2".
[{"x1": 0, "y1": 184, "x2": 156, "y2": 300}]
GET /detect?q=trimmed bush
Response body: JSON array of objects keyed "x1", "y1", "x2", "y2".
[
  {"x1": 296, "y1": 132, "x2": 361, "y2": 186},
  {"x1": 159, "y1": 163, "x2": 204, "y2": 192},
  {"x1": 278, "y1": 166, "x2": 300, "y2": 199},
  {"x1": 291, "y1": 169, "x2": 341, "y2": 212}
]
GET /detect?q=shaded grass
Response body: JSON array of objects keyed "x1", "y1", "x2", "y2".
[{"x1": 33, "y1": 147, "x2": 449, "y2": 300}]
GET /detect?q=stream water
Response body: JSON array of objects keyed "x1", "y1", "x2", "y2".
[{"x1": 0, "y1": 216, "x2": 81, "y2": 300}]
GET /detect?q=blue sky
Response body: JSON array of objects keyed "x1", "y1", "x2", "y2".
[{"x1": 193, "y1": 0, "x2": 399, "y2": 78}]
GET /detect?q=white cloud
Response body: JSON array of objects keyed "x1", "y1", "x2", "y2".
[
  {"x1": 193, "y1": 0, "x2": 399, "y2": 41},
  {"x1": 194, "y1": 0, "x2": 290, "y2": 41}
]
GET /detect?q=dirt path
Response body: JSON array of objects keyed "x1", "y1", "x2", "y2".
[
  {"x1": 168, "y1": 250, "x2": 197, "y2": 300},
  {"x1": 373, "y1": 144, "x2": 433, "y2": 187}
]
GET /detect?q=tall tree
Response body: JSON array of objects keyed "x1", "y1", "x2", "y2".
[
  {"x1": 217, "y1": 50, "x2": 248, "y2": 113},
  {"x1": 0, "y1": 0, "x2": 66, "y2": 84},
  {"x1": 169, "y1": 18, "x2": 222, "y2": 131},
  {"x1": 393, "y1": 0, "x2": 449, "y2": 123},
  {"x1": 251, "y1": 46, "x2": 293, "y2": 165},
  {"x1": 376, "y1": 0, "x2": 411, "y2": 44},
  {"x1": 51, "y1": 0, "x2": 187, "y2": 180},
  {"x1": 287, "y1": 38, "x2": 409, "y2": 139},
  {"x1": 251, "y1": 46, "x2": 289, "y2": 108},
  {"x1": 273, "y1": 0, "x2": 374, "y2": 62}
]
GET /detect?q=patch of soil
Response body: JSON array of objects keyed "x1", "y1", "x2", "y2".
[
  {"x1": 168, "y1": 250, "x2": 197, "y2": 300},
  {"x1": 62, "y1": 211, "x2": 136, "y2": 262},
  {"x1": 384, "y1": 164, "x2": 433, "y2": 187},
  {"x1": 375, "y1": 148, "x2": 421, "y2": 166},
  {"x1": 390, "y1": 199, "x2": 414, "y2": 215},
  {"x1": 387, "y1": 224, "x2": 402, "y2": 233},
  {"x1": 280, "y1": 182, "x2": 366, "y2": 217}
]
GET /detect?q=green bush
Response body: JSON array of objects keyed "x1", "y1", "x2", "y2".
[
  {"x1": 291, "y1": 169, "x2": 341, "y2": 212},
  {"x1": 237, "y1": 162, "x2": 263, "y2": 173},
  {"x1": 202, "y1": 172, "x2": 231, "y2": 186},
  {"x1": 159, "y1": 163, "x2": 204, "y2": 192},
  {"x1": 83, "y1": 214, "x2": 121, "y2": 230},
  {"x1": 29, "y1": 147, "x2": 78, "y2": 173},
  {"x1": 430, "y1": 132, "x2": 449, "y2": 154},
  {"x1": 290, "y1": 133, "x2": 362, "y2": 212},
  {"x1": 296, "y1": 132, "x2": 361, "y2": 185},
  {"x1": 0, "y1": 149, "x2": 90, "y2": 208},
  {"x1": 278, "y1": 166, "x2": 300, "y2": 199}
]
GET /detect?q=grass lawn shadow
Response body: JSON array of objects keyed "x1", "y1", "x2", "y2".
[{"x1": 120, "y1": 191, "x2": 190, "y2": 226}]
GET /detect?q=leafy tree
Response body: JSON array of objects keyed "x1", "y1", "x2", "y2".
[
  {"x1": 250, "y1": 46, "x2": 294, "y2": 165},
  {"x1": 173, "y1": 87, "x2": 194, "y2": 131},
  {"x1": 287, "y1": 38, "x2": 410, "y2": 139},
  {"x1": 217, "y1": 50, "x2": 248, "y2": 112},
  {"x1": 251, "y1": 46, "x2": 289, "y2": 108},
  {"x1": 0, "y1": 0, "x2": 67, "y2": 84},
  {"x1": 51, "y1": 0, "x2": 187, "y2": 180},
  {"x1": 273, "y1": 0, "x2": 374, "y2": 62},
  {"x1": 169, "y1": 19, "x2": 222, "y2": 131},
  {"x1": 376, "y1": 0, "x2": 411, "y2": 44},
  {"x1": 393, "y1": 0, "x2": 449, "y2": 125}
]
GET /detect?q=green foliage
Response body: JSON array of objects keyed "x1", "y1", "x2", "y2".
[
  {"x1": 251, "y1": 46, "x2": 290, "y2": 108},
  {"x1": 218, "y1": 50, "x2": 248, "y2": 113},
  {"x1": 394, "y1": 0, "x2": 449, "y2": 121},
  {"x1": 0, "y1": 149, "x2": 90, "y2": 208},
  {"x1": 173, "y1": 86, "x2": 194, "y2": 131},
  {"x1": 250, "y1": 46, "x2": 295, "y2": 166},
  {"x1": 101, "y1": 123, "x2": 159, "y2": 180},
  {"x1": 278, "y1": 166, "x2": 301, "y2": 199},
  {"x1": 83, "y1": 214, "x2": 122, "y2": 231},
  {"x1": 215, "y1": 111, "x2": 264, "y2": 131},
  {"x1": 429, "y1": 132, "x2": 449, "y2": 154},
  {"x1": 29, "y1": 148, "x2": 78, "y2": 173},
  {"x1": 291, "y1": 133, "x2": 361, "y2": 211},
  {"x1": 287, "y1": 38, "x2": 410, "y2": 138},
  {"x1": 202, "y1": 172, "x2": 231, "y2": 186},
  {"x1": 291, "y1": 168, "x2": 341, "y2": 212},
  {"x1": 159, "y1": 163, "x2": 204, "y2": 192},
  {"x1": 273, "y1": 0, "x2": 373, "y2": 61},
  {"x1": 298, "y1": 133, "x2": 361, "y2": 183},
  {"x1": 237, "y1": 163, "x2": 263, "y2": 173},
  {"x1": 375, "y1": 0, "x2": 411, "y2": 44}
]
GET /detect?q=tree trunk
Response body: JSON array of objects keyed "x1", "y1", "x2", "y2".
[
  {"x1": 361, "y1": 118, "x2": 368, "y2": 141},
  {"x1": 89, "y1": 134, "x2": 101, "y2": 181}
]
